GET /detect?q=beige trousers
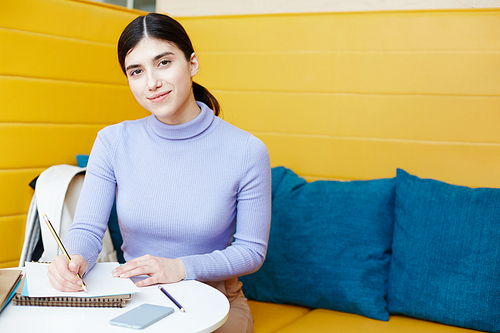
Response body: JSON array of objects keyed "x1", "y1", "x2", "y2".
[{"x1": 205, "y1": 278, "x2": 253, "y2": 333}]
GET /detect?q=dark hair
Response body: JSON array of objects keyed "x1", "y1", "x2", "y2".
[{"x1": 118, "y1": 13, "x2": 220, "y2": 116}]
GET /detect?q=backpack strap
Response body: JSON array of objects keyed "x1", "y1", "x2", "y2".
[{"x1": 19, "y1": 193, "x2": 40, "y2": 266}]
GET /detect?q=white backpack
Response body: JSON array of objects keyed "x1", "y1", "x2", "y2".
[{"x1": 19, "y1": 164, "x2": 116, "y2": 266}]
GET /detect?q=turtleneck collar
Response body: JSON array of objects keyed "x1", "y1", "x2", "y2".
[{"x1": 148, "y1": 102, "x2": 215, "y2": 140}]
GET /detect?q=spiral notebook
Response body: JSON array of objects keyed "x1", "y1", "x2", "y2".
[
  {"x1": 13, "y1": 262, "x2": 139, "y2": 308},
  {"x1": 13, "y1": 277, "x2": 131, "y2": 307}
]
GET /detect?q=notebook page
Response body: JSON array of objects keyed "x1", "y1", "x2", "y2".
[{"x1": 25, "y1": 262, "x2": 140, "y2": 298}]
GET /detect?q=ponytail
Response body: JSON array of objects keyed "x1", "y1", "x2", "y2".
[{"x1": 193, "y1": 82, "x2": 221, "y2": 117}]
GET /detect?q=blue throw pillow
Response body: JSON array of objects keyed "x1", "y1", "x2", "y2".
[
  {"x1": 240, "y1": 167, "x2": 395, "y2": 321},
  {"x1": 388, "y1": 169, "x2": 500, "y2": 332}
]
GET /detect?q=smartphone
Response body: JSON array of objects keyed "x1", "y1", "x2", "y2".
[{"x1": 109, "y1": 303, "x2": 174, "y2": 329}]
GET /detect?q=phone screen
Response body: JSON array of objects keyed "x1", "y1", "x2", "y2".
[{"x1": 109, "y1": 303, "x2": 174, "y2": 329}]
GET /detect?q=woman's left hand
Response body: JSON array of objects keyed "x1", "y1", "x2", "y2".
[{"x1": 112, "y1": 254, "x2": 186, "y2": 287}]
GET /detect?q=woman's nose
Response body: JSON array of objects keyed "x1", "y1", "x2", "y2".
[{"x1": 147, "y1": 72, "x2": 162, "y2": 90}]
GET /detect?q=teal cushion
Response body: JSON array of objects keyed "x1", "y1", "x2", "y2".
[
  {"x1": 241, "y1": 167, "x2": 395, "y2": 321},
  {"x1": 76, "y1": 154, "x2": 89, "y2": 168},
  {"x1": 388, "y1": 169, "x2": 500, "y2": 332}
]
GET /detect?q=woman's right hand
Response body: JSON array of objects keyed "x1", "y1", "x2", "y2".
[{"x1": 47, "y1": 254, "x2": 88, "y2": 292}]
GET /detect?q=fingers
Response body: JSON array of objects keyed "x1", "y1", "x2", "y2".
[
  {"x1": 47, "y1": 273, "x2": 83, "y2": 292},
  {"x1": 112, "y1": 255, "x2": 151, "y2": 278},
  {"x1": 47, "y1": 254, "x2": 87, "y2": 292},
  {"x1": 68, "y1": 255, "x2": 88, "y2": 277},
  {"x1": 112, "y1": 255, "x2": 185, "y2": 284},
  {"x1": 115, "y1": 265, "x2": 148, "y2": 279},
  {"x1": 134, "y1": 275, "x2": 158, "y2": 288}
]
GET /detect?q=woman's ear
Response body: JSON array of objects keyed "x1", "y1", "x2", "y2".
[{"x1": 190, "y1": 52, "x2": 199, "y2": 77}]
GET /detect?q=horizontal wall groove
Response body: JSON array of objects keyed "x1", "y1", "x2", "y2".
[
  {"x1": 0, "y1": 214, "x2": 28, "y2": 220},
  {"x1": 0, "y1": 27, "x2": 116, "y2": 48},
  {"x1": 0, "y1": 74, "x2": 129, "y2": 87},
  {"x1": 0, "y1": 74, "x2": 128, "y2": 88},
  {"x1": 201, "y1": 49, "x2": 500, "y2": 55},
  {"x1": 212, "y1": 89, "x2": 500, "y2": 99},
  {"x1": 253, "y1": 132, "x2": 500, "y2": 146},
  {"x1": 298, "y1": 174, "x2": 354, "y2": 181},
  {"x1": 0, "y1": 167, "x2": 46, "y2": 173},
  {"x1": 0, "y1": 165, "x2": 78, "y2": 172},
  {"x1": 0, "y1": 122, "x2": 110, "y2": 127}
]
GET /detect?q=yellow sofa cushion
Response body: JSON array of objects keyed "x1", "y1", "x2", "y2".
[
  {"x1": 248, "y1": 301, "x2": 311, "y2": 333},
  {"x1": 249, "y1": 301, "x2": 481, "y2": 333}
]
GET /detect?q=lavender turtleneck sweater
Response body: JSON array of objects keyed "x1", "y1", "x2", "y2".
[{"x1": 65, "y1": 102, "x2": 271, "y2": 282}]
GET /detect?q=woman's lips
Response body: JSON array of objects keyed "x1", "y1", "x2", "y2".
[{"x1": 148, "y1": 91, "x2": 170, "y2": 103}]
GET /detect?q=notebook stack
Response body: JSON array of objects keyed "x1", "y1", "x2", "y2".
[
  {"x1": 12, "y1": 276, "x2": 131, "y2": 308},
  {"x1": 12, "y1": 262, "x2": 139, "y2": 308}
]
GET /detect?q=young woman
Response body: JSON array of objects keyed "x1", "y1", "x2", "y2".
[{"x1": 47, "y1": 13, "x2": 271, "y2": 332}]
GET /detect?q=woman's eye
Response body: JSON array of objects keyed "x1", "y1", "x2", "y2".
[
  {"x1": 129, "y1": 69, "x2": 142, "y2": 77},
  {"x1": 159, "y1": 59, "x2": 170, "y2": 67}
]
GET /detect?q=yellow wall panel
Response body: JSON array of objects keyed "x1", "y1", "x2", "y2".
[
  {"x1": 259, "y1": 134, "x2": 500, "y2": 188},
  {"x1": 0, "y1": 261, "x2": 21, "y2": 269},
  {"x1": 0, "y1": 76, "x2": 149, "y2": 124},
  {"x1": 0, "y1": 29, "x2": 125, "y2": 85},
  {"x1": 0, "y1": 124, "x2": 103, "y2": 169},
  {"x1": 179, "y1": 10, "x2": 500, "y2": 53},
  {"x1": 1, "y1": 0, "x2": 140, "y2": 44},
  {"x1": 197, "y1": 52, "x2": 500, "y2": 96},
  {"x1": 0, "y1": 215, "x2": 26, "y2": 267},
  {"x1": 218, "y1": 91, "x2": 500, "y2": 144},
  {"x1": 0, "y1": 0, "x2": 148, "y2": 267},
  {"x1": 0, "y1": 169, "x2": 44, "y2": 217}
]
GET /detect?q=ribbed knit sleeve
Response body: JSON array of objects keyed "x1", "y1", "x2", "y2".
[
  {"x1": 180, "y1": 135, "x2": 271, "y2": 281},
  {"x1": 64, "y1": 124, "x2": 121, "y2": 270}
]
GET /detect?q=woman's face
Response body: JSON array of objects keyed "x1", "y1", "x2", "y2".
[{"x1": 124, "y1": 37, "x2": 200, "y2": 125}]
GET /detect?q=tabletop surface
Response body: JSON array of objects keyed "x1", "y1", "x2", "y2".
[{"x1": 0, "y1": 271, "x2": 229, "y2": 333}]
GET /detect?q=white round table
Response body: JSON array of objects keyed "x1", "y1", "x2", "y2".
[{"x1": 0, "y1": 278, "x2": 229, "y2": 333}]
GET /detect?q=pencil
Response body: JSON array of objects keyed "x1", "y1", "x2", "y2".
[
  {"x1": 42, "y1": 214, "x2": 87, "y2": 292},
  {"x1": 158, "y1": 285, "x2": 185, "y2": 312}
]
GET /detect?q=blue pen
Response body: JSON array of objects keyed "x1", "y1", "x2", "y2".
[{"x1": 158, "y1": 285, "x2": 185, "y2": 312}]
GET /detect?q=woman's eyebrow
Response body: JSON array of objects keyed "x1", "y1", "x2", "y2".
[
  {"x1": 125, "y1": 52, "x2": 175, "y2": 73},
  {"x1": 153, "y1": 51, "x2": 174, "y2": 61},
  {"x1": 125, "y1": 64, "x2": 141, "y2": 72}
]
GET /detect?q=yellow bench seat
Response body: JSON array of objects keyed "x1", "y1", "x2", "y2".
[{"x1": 249, "y1": 301, "x2": 480, "y2": 333}]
